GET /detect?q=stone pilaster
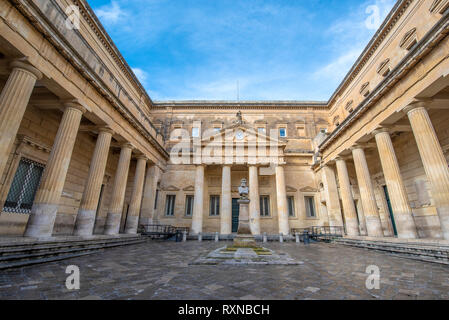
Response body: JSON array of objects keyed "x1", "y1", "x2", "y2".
[
  {"x1": 125, "y1": 156, "x2": 147, "y2": 234},
  {"x1": 335, "y1": 157, "x2": 359, "y2": 236},
  {"x1": 351, "y1": 145, "x2": 383, "y2": 237},
  {"x1": 374, "y1": 128, "x2": 418, "y2": 239},
  {"x1": 104, "y1": 143, "x2": 133, "y2": 235},
  {"x1": 321, "y1": 164, "x2": 344, "y2": 227},
  {"x1": 249, "y1": 165, "x2": 261, "y2": 235},
  {"x1": 275, "y1": 165, "x2": 290, "y2": 235},
  {"x1": 74, "y1": 127, "x2": 113, "y2": 236},
  {"x1": 405, "y1": 102, "x2": 449, "y2": 240},
  {"x1": 191, "y1": 165, "x2": 205, "y2": 234},
  {"x1": 0, "y1": 60, "x2": 42, "y2": 181},
  {"x1": 24, "y1": 102, "x2": 86, "y2": 238},
  {"x1": 220, "y1": 165, "x2": 232, "y2": 235},
  {"x1": 139, "y1": 164, "x2": 161, "y2": 225}
]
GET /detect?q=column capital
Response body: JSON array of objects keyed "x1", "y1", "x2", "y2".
[
  {"x1": 350, "y1": 143, "x2": 366, "y2": 151},
  {"x1": 135, "y1": 154, "x2": 148, "y2": 161},
  {"x1": 372, "y1": 126, "x2": 391, "y2": 136},
  {"x1": 121, "y1": 142, "x2": 134, "y2": 150},
  {"x1": 63, "y1": 100, "x2": 87, "y2": 114},
  {"x1": 10, "y1": 59, "x2": 42, "y2": 80},
  {"x1": 98, "y1": 126, "x2": 114, "y2": 135},
  {"x1": 402, "y1": 99, "x2": 432, "y2": 115}
]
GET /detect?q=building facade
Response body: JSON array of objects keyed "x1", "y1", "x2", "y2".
[{"x1": 0, "y1": 0, "x2": 449, "y2": 240}]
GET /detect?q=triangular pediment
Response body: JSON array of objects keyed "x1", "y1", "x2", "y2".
[
  {"x1": 183, "y1": 185, "x2": 195, "y2": 191},
  {"x1": 286, "y1": 185, "x2": 298, "y2": 192},
  {"x1": 300, "y1": 186, "x2": 318, "y2": 193},
  {"x1": 162, "y1": 185, "x2": 180, "y2": 191},
  {"x1": 200, "y1": 123, "x2": 285, "y2": 146}
]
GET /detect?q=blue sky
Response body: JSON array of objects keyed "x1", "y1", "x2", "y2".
[{"x1": 90, "y1": 0, "x2": 396, "y2": 101}]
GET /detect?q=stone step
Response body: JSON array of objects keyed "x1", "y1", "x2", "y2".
[
  {"x1": 334, "y1": 238, "x2": 449, "y2": 265},
  {"x1": 0, "y1": 237, "x2": 147, "y2": 270},
  {"x1": 0, "y1": 236, "x2": 143, "y2": 256}
]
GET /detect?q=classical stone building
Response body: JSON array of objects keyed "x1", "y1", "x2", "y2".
[{"x1": 1, "y1": 0, "x2": 449, "y2": 241}]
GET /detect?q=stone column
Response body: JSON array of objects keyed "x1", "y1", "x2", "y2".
[
  {"x1": 24, "y1": 102, "x2": 86, "y2": 237},
  {"x1": 220, "y1": 165, "x2": 232, "y2": 235},
  {"x1": 191, "y1": 165, "x2": 205, "y2": 234},
  {"x1": 139, "y1": 164, "x2": 161, "y2": 225},
  {"x1": 351, "y1": 145, "x2": 383, "y2": 237},
  {"x1": 0, "y1": 60, "x2": 42, "y2": 181},
  {"x1": 335, "y1": 157, "x2": 360, "y2": 236},
  {"x1": 275, "y1": 165, "x2": 290, "y2": 235},
  {"x1": 74, "y1": 127, "x2": 113, "y2": 236},
  {"x1": 249, "y1": 165, "x2": 261, "y2": 235},
  {"x1": 374, "y1": 128, "x2": 418, "y2": 239},
  {"x1": 405, "y1": 103, "x2": 449, "y2": 240},
  {"x1": 321, "y1": 164, "x2": 344, "y2": 227},
  {"x1": 125, "y1": 156, "x2": 147, "y2": 234},
  {"x1": 104, "y1": 143, "x2": 133, "y2": 235}
]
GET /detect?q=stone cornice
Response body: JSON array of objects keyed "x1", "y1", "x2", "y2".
[
  {"x1": 153, "y1": 100, "x2": 328, "y2": 110},
  {"x1": 9, "y1": 0, "x2": 168, "y2": 160},
  {"x1": 327, "y1": 0, "x2": 413, "y2": 107},
  {"x1": 319, "y1": 7, "x2": 449, "y2": 152}
]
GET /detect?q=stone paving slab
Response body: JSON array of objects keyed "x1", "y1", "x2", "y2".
[{"x1": 0, "y1": 241, "x2": 448, "y2": 300}]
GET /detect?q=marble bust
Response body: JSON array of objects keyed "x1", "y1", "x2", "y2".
[{"x1": 238, "y1": 178, "x2": 249, "y2": 200}]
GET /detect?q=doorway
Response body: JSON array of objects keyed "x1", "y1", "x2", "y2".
[
  {"x1": 232, "y1": 198, "x2": 240, "y2": 233},
  {"x1": 383, "y1": 185, "x2": 398, "y2": 237}
]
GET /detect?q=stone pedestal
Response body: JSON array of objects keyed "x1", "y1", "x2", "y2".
[{"x1": 233, "y1": 199, "x2": 257, "y2": 247}]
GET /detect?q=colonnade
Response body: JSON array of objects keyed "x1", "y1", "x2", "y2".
[
  {"x1": 0, "y1": 59, "x2": 160, "y2": 238},
  {"x1": 324, "y1": 102, "x2": 449, "y2": 240},
  {"x1": 190, "y1": 164, "x2": 290, "y2": 235}
]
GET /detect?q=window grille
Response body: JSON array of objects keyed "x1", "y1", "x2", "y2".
[
  {"x1": 185, "y1": 195, "x2": 194, "y2": 216},
  {"x1": 305, "y1": 196, "x2": 317, "y2": 217},
  {"x1": 3, "y1": 158, "x2": 45, "y2": 214},
  {"x1": 260, "y1": 196, "x2": 270, "y2": 216},
  {"x1": 287, "y1": 196, "x2": 296, "y2": 217},
  {"x1": 165, "y1": 195, "x2": 176, "y2": 216},
  {"x1": 209, "y1": 195, "x2": 220, "y2": 216}
]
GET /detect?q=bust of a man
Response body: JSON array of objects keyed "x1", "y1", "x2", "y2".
[{"x1": 238, "y1": 178, "x2": 249, "y2": 200}]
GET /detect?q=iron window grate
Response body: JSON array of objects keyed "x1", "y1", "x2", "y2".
[{"x1": 3, "y1": 158, "x2": 45, "y2": 214}]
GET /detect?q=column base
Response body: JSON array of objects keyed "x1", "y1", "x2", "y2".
[
  {"x1": 124, "y1": 216, "x2": 139, "y2": 234},
  {"x1": 73, "y1": 209, "x2": 96, "y2": 237},
  {"x1": 24, "y1": 203, "x2": 58, "y2": 238},
  {"x1": 103, "y1": 212, "x2": 121, "y2": 235},
  {"x1": 365, "y1": 215, "x2": 384, "y2": 237},
  {"x1": 345, "y1": 219, "x2": 360, "y2": 236}
]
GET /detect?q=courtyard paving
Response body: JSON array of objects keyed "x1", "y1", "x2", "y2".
[{"x1": 0, "y1": 241, "x2": 448, "y2": 300}]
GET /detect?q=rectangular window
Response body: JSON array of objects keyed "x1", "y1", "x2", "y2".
[
  {"x1": 154, "y1": 190, "x2": 159, "y2": 209},
  {"x1": 3, "y1": 158, "x2": 45, "y2": 214},
  {"x1": 260, "y1": 196, "x2": 270, "y2": 217},
  {"x1": 305, "y1": 196, "x2": 316, "y2": 217},
  {"x1": 165, "y1": 195, "x2": 176, "y2": 216},
  {"x1": 185, "y1": 195, "x2": 194, "y2": 216},
  {"x1": 257, "y1": 127, "x2": 266, "y2": 134},
  {"x1": 209, "y1": 195, "x2": 220, "y2": 216},
  {"x1": 279, "y1": 127, "x2": 287, "y2": 138},
  {"x1": 192, "y1": 127, "x2": 200, "y2": 138},
  {"x1": 287, "y1": 196, "x2": 296, "y2": 217}
]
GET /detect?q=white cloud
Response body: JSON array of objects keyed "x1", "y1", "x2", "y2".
[
  {"x1": 95, "y1": 1, "x2": 126, "y2": 25},
  {"x1": 132, "y1": 67, "x2": 149, "y2": 87}
]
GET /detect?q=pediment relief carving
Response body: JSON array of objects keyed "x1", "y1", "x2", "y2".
[
  {"x1": 183, "y1": 185, "x2": 195, "y2": 191},
  {"x1": 430, "y1": 0, "x2": 449, "y2": 14},
  {"x1": 360, "y1": 82, "x2": 370, "y2": 97},
  {"x1": 377, "y1": 58, "x2": 391, "y2": 77},
  {"x1": 162, "y1": 185, "x2": 180, "y2": 191},
  {"x1": 300, "y1": 186, "x2": 318, "y2": 193},
  {"x1": 399, "y1": 28, "x2": 418, "y2": 50},
  {"x1": 345, "y1": 100, "x2": 354, "y2": 113}
]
